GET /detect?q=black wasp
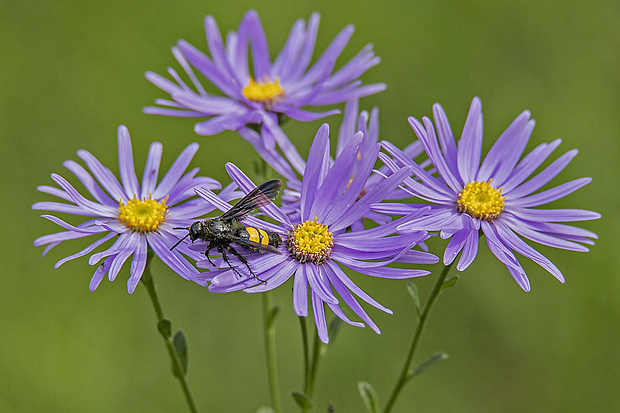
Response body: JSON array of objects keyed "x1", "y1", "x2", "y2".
[{"x1": 170, "y1": 179, "x2": 283, "y2": 282}]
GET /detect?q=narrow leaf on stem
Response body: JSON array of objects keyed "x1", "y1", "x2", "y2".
[
  {"x1": 406, "y1": 282, "x2": 421, "y2": 318},
  {"x1": 157, "y1": 318, "x2": 172, "y2": 339},
  {"x1": 173, "y1": 330, "x2": 188, "y2": 377},
  {"x1": 406, "y1": 352, "x2": 449, "y2": 382},
  {"x1": 358, "y1": 381, "x2": 380, "y2": 413},
  {"x1": 291, "y1": 391, "x2": 315, "y2": 411}
]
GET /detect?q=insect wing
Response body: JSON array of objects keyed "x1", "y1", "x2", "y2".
[
  {"x1": 221, "y1": 179, "x2": 282, "y2": 221},
  {"x1": 231, "y1": 236, "x2": 282, "y2": 254}
]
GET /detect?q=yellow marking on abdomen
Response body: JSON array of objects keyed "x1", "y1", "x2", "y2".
[{"x1": 246, "y1": 227, "x2": 269, "y2": 245}]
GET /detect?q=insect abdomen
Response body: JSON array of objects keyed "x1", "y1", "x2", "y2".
[{"x1": 244, "y1": 227, "x2": 282, "y2": 247}]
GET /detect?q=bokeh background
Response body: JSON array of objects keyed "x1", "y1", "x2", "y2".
[{"x1": 2, "y1": 0, "x2": 619, "y2": 412}]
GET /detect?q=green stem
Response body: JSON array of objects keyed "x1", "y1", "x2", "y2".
[
  {"x1": 382, "y1": 263, "x2": 453, "y2": 413},
  {"x1": 263, "y1": 291, "x2": 282, "y2": 413},
  {"x1": 307, "y1": 331, "x2": 323, "y2": 398},
  {"x1": 141, "y1": 257, "x2": 198, "y2": 413},
  {"x1": 299, "y1": 316, "x2": 311, "y2": 393}
]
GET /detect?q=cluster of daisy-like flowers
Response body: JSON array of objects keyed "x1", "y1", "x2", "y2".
[{"x1": 34, "y1": 10, "x2": 599, "y2": 343}]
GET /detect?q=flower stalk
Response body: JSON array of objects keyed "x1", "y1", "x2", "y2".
[
  {"x1": 263, "y1": 291, "x2": 282, "y2": 413},
  {"x1": 141, "y1": 252, "x2": 199, "y2": 413},
  {"x1": 382, "y1": 263, "x2": 453, "y2": 413}
]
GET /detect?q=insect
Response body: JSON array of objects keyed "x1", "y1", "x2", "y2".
[{"x1": 170, "y1": 179, "x2": 283, "y2": 282}]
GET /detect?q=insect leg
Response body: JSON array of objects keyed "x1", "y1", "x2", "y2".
[
  {"x1": 205, "y1": 240, "x2": 218, "y2": 267},
  {"x1": 216, "y1": 243, "x2": 245, "y2": 279},
  {"x1": 226, "y1": 244, "x2": 266, "y2": 284}
]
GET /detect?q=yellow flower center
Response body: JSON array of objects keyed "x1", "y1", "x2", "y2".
[
  {"x1": 118, "y1": 193, "x2": 168, "y2": 233},
  {"x1": 287, "y1": 217, "x2": 334, "y2": 265},
  {"x1": 242, "y1": 76, "x2": 285, "y2": 106},
  {"x1": 456, "y1": 179, "x2": 505, "y2": 221}
]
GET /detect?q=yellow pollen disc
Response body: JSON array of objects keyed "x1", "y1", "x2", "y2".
[
  {"x1": 287, "y1": 217, "x2": 334, "y2": 265},
  {"x1": 242, "y1": 76, "x2": 285, "y2": 105},
  {"x1": 118, "y1": 193, "x2": 169, "y2": 233},
  {"x1": 456, "y1": 179, "x2": 505, "y2": 221}
]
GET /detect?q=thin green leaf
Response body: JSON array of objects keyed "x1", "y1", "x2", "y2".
[
  {"x1": 406, "y1": 352, "x2": 449, "y2": 382},
  {"x1": 440, "y1": 275, "x2": 459, "y2": 291},
  {"x1": 291, "y1": 391, "x2": 315, "y2": 411},
  {"x1": 173, "y1": 330, "x2": 188, "y2": 377},
  {"x1": 157, "y1": 318, "x2": 172, "y2": 339},
  {"x1": 255, "y1": 407, "x2": 275, "y2": 413},
  {"x1": 358, "y1": 381, "x2": 380, "y2": 413},
  {"x1": 406, "y1": 282, "x2": 421, "y2": 317}
]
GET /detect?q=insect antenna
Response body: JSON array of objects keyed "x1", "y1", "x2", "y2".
[{"x1": 170, "y1": 228, "x2": 190, "y2": 251}]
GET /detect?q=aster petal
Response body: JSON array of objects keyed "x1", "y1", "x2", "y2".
[
  {"x1": 482, "y1": 221, "x2": 531, "y2": 291},
  {"x1": 89, "y1": 256, "x2": 114, "y2": 292},
  {"x1": 63, "y1": 160, "x2": 116, "y2": 206},
  {"x1": 127, "y1": 235, "x2": 148, "y2": 293},
  {"x1": 261, "y1": 114, "x2": 307, "y2": 175},
  {"x1": 311, "y1": 291, "x2": 329, "y2": 343},
  {"x1": 34, "y1": 229, "x2": 98, "y2": 248},
  {"x1": 322, "y1": 44, "x2": 380, "y2": 90},
  {"x1": 278, "y1": 107, "x2": 340, "y2": 122},
  {"x1": 141, "y1": 142, "x2": 163, "y2": 198},
  {"x1": 177, "y1": 40, "x2": 239, "y2": 97},
  {"x1": 501, "y1": 213, "x2": 590, "y2": 252},
  {"x1": 336, "y1": 99, "x2": 359, "y2": 156},
  {"x1": 245, "y1": 257, "x2": 299, "y2": 292},
  {"x1": 380, "y1": 141, "x2": 454, "y2": 201},
  {"x1": 171, "y1": 45, "x2": 208, "y2": 96},
  {"x1": 117, "y1": 126, "x2": 141, "y2": 197},
  {"x1": 148, "y1": 232, "x2": 199, "y2": 279},
  {"x1": 507, "y1": 207, "x2": 600, "y2": 222},
  {"x1": 193, "y1": 112, "x2": 254, "y2": 135},
  {"x1": 152, "y1": 143, "x2": 199, "y2": 200},
  {"x1": 456, "y1": 230, "x2": 479, "y2": 271},
  {"x1": 305, "y1": 263, "x2": 338, "y2": 304},
  {"x1": 243, "y1": 10, "x2": 271, "y2": 79},
  {"x1": 272, "y1": 17, "x2": 305, "y2": 78},
  {"x1": 311, "y1": 132, "x2": 363, "y2": 221},
  {"x1": 456, "y1": 97, "x2": 483, "y2": 183},
  {"x1": 443, "y1": 228, "x2": 470, "y2": 266},
  {"x1": 302, "y1": 24, "x2": 354, "y2": 87},
  {"x1": 204, "y1": 16, "x2": 242, "y2": 90},
  {"x1": 293, "y1": 265, "x2": 309, "y2": 316},
  {"x1": 501, "y1": 139, "x2": 563, "y2": 193},
  {"x1": 507, "y1": 149, "x2": 578, "y2": 199},
  {"x1": 478, "y1": 111, "x2": 534, "y2": 185},
  {"x1": 508, "y1": 178, "x2": 592, "y2": 207},
  {"x1": 329, "y1": 166, "x2": 411, "y2": 232},
  {"x1": 494, "y1": 220, "x2": 564, "y2": 282},
  {"x1": 411, "y1": 116, "x2": 461, "y2": 192},
  {"x1": 323, "y1": 142, "x2": 380, "y2": 225},
  {"x1": 40, "y1": 215, "x2": 106, "y2": 234},
  {"x1": 237, "y1": 127, "x2": 298, "y2": 181},
  {"x1": 51, "y1": 174, "x2": 117, "y2": 217},
  {"x1": 108, "y1": 232, "x2": 139, "y2": 282},
  {"x1": 54, "y1": 232, "x2": 117, "y2": 269},
  {"x1": 300, "y1": 124, "x2": 330, "y2": 219},
  {"x1": 290, "y1": 13, "x2": 320, "y2": 79},
  {"x1": 432, "y1": 103, "x2": 459, "y2": 176},
  {"x1": 225, "y1": 163, "x2": 291, "y2": 225},
  {"x1": 77, "y1": 149, "x2": 127, "y2": 202},
  {"x1": 36, "y1": 185, "x2": 72, "y2": 202}
]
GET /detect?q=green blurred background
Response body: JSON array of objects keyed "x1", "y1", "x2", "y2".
[{"x1": 2, "y1": 0, "x2": 619, "y2": 411}]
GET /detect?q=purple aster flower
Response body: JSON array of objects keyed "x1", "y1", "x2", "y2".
[
  {"x1": 280, "y1": 99, "x2": 429, "y2": 231},
  {"x1": 376, "y1": 97, "x2": 600, "y2": 291},
  {"x1": 191, "y1": 124, "x2": 438, "y2": 343},
  {"x1": 144, "y1": 10, "x2": 385, "y2": 176},
  {"x1": 33, "y1": 125, "x2": 227, "y2": 293}
]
